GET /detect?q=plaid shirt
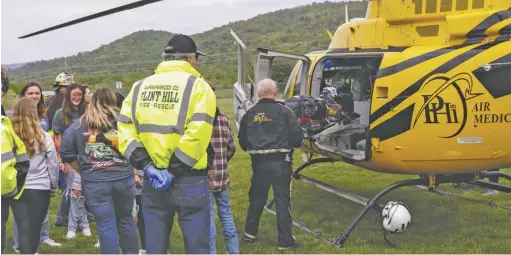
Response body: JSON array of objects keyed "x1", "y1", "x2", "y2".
[{"x1": 208, "y1": 111, "x2": 236, "y2": 192}]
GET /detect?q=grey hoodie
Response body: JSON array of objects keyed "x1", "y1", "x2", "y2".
[{"x1": 25, "y1": 132, "x2": 59, "y2": 194}]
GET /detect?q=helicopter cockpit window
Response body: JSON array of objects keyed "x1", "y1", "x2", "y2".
[
  {"x1": 283, "y1": 60, "x2": 308, "y2": 98},
  {"x1": 284, "y1": 62, "x2": 300, "y2": 97}
]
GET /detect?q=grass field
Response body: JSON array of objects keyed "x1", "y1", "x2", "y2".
[{"x1": 3, "y1": 98, "x2": 511, "y2": 254}]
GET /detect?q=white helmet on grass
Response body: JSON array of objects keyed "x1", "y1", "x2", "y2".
[{"x1": 381, "y1": 201, "x2": 411, "y2": 233}]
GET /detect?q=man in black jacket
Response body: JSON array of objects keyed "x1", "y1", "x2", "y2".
[{"x1": 238, "y1": 78, "x2": 304, "y2": 250}]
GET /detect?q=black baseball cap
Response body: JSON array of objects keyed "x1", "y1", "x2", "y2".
[{"x1": 165, "y1": 34, "x2": 206, "y2": 56}]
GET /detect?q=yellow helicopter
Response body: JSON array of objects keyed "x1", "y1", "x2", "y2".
[
  {"x1": 17, "y1": 0, "x2": 511, "y2": 248},
  {"x1": 230, "y1": 0, "x2": 511, "y2": 247}
]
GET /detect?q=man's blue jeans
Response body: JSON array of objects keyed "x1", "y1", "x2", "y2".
[
  {"x1": 210, "y1": 188, "x2": 239, "y2": 254},
  {"x1": 13, "y1": 212, "x2": 50, "y2": 249},
  {"x1": 142, "y1": 175, "x2": 210, "y2": 254},
  {"x1": 83, "y1": 176, "x2": 138, "y2": 254}
]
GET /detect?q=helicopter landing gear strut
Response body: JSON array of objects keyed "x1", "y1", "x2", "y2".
[{"x1": 333, "y1": 178, "x2": 426, "y2": 247}]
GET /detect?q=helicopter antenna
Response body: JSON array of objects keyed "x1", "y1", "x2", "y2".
[
  {"x1": 345, "y1": 4, "x2": 349, "y2": 24},
  {"x1": 327, "y1": 30, "x2": 334, "y2": 40},
  {"x1": 18, "y1": 0, "x2": 165, "y2": 39}
]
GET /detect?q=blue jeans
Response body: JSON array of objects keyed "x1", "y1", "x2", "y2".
[
  {"x1": 68, "y1": 192, "x2": 89, "y2": 232},
  {"x1": 83, "y1": 176, "x2": 138, "y2": 254},
  {"x1": 12, "y1": 212, "x2": 50, "y2": 249},
  {"x1": 142, "y1": 175, "x2": 210, "y2": 254},
  {"x1": 58, "y1": 170, "x2": 67, "y2": 191},
  {"x1": 55, "y1": 175, "x2": 95, "y2": 227},
  {"x1": 54, "y1": 172, "x2": 70, "y2": 226},
  {"x1": 210, "y1": 188, "x2": 239, "y2": 254}
]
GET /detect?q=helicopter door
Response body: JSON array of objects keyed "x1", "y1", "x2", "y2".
[
  {"x1": 254, "y1": 48, "x2": 311, "y2": 103},
  {"x1": 231, "y1": 30, "x2": 257, "y2": 130},
  {"x1": 231, "y1": 29, "x2": 311, "y2": 129}
]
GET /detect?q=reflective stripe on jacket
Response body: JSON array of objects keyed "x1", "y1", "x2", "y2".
[
  {"x1": 1, "y1": 116, "x2": 29, "y2": 199},
  {"x1": 118, "y1": 60, "x2": 216, "y2": 176}
]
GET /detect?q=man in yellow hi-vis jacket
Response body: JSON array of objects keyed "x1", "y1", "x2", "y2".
[
  {"x1": 118, "y1": 34, "x2": 216, "y2": 254},
  {"x1": 1, "y1": 116, "x2": 30, "y2": 253}
]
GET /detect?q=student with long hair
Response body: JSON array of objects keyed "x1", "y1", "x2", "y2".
[
  {"x1": 20, "y1": 82, "x2": 49, "y2": 131},
  {"x1": 53, "y1": 83, "x2": 86, "y2": 227},
  {"x1": 11, "y1": 97, "x2": 59, "y2": 254},
  {"x1": 46, "y1": 93, "x2": 64, "y2": 131},
  {"x1": 11, "y1": 83, "x2": 61, "y2": 252},
  {"x1": 60, "y1": 88, "x2": 138, "y2": 254}
]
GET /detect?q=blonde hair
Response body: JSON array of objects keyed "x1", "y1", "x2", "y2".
[
  {"x1": 80, "y1": 88, "x2": 118, "y2": 133},
  {"x1": 13, "y1": 97, "x2": 45, "y2": 158}
]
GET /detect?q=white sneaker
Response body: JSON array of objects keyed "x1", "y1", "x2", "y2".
[
  {"x1": 139, "y1": 249, "x2": 146, "y2": 255},
  {"x1": 66, "y1": 231, "x2": 76, "y2": 239},
  {"x1": 12, "y1": 246, "x2": 19, "y2": 254},
  {"x1": 95, "y1": 240, "x2": 100, "y2": 248},
  {"x1": 82, "y1": 228, "x2": 92, "y2": 237},
  {"x1": 41, "y1": 238, "x2": 61, "y2": 247}
]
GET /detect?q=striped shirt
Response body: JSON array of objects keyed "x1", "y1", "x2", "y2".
[{"x1": 208, "y1": 111, "x2": 236, "y2": 192}]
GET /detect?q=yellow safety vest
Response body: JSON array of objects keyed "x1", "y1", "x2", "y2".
[
  {"x1": 1, "y1": 116, "x2": 29, "y2": 199},
  {"x1": 118, "y1": 60, "x2": 216, "y2": 172}
]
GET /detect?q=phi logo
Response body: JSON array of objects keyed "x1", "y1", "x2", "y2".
[{"x1": 412, "y1": 73, "x2": 483, "y2": 138}]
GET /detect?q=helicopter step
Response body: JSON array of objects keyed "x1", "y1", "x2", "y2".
[{"x1": 263, "y1": 159, "x2": 511, "y2": 248}]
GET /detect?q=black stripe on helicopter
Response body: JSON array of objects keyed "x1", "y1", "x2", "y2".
[
  {"x1": 369, "y1": 104, "x2": 416, "y2": 142},
  {"x1": 376, "y1": 45, "x2": 468, "y2": 79},
  {"x1": 494, "y1": 24, "x2": 511, "y2": 42},
  {"x1": 463, "y1": 8, "x2": 511, "y2": 45},
  {"x1": 377, "y1": 10, "x2": 511, "y2": 80},
  {"x1": 369, "y1": 41, "x2": 506, "y2": 125}
]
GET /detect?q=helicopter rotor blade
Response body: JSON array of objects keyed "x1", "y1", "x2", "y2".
[{"x1": 18, "y1": 0, "x2": 165, "y2": 39}]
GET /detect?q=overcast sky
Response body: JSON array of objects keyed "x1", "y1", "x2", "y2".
[{"x1": 1, "y1": 0, "x2": 350, "y2": 64}]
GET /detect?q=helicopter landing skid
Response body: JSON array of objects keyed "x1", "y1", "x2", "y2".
[
  {"x1": 413, "y1": 185, "x2": 511, "y2": 211},
  {"x1": 466, "y1": 171, "x2": 511, "y2": 193},
  {"x1": 263, "y1": 160, "x2": 511, "y2": 249}
]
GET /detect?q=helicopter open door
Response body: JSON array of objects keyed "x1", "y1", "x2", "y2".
[
  {"x1": 231, "y1": 30, "x2": 257, "y2": 130},
  {"x1": 231, "y1": 29, "x2": 311, "y2": 129},
  {"x1": 253, "y1": 48, "x2": 311, "y2": 102}
]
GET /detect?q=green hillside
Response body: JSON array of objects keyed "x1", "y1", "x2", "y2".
[{"x1": 7, "y1": 1, "x2": 368, "y2": 93}]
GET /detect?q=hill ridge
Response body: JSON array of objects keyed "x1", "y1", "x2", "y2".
[{"x1": 7, "y1": 1, "x2": 367, "y2": 92}]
